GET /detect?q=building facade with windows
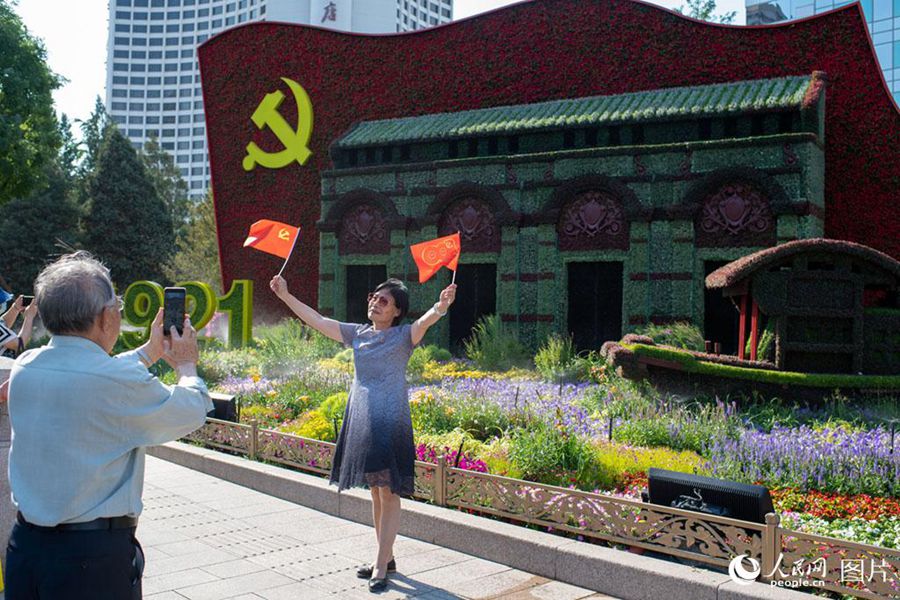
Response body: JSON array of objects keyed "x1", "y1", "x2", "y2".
[
  {"x1": 105, "y1": 0, "x2": 453, "y2": 198},
  {"x1": 746, "y1": 0, "x2": 900, "y2": 105}
]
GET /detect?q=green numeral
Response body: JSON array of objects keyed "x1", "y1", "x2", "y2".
[
  {"x1": 122, "y1": 281, "x2": 164, "y2": 349},
  {"x1": 178, "y1": 281, "x2": 217, "y2": 331},
  {"x1": 217, "y1": 280, "x2": 253, "y2": 348}
]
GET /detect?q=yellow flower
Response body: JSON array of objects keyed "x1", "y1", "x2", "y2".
[{"x1": 266, "y1": 390, "x2": 277, "y2": 398}]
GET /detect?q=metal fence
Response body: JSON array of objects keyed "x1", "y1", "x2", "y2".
[{"x1": 185, "y1": 418, "x2": 900, "y2": 599}]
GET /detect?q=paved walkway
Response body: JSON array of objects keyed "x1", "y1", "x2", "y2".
[{"x1": 135, "y1": 456, "x2": 615, "y2": 600}]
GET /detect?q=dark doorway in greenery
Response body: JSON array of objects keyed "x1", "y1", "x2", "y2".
[
  {"x1": 346, "y1": 264, "x2": 386, "y2": 325},
  {"x1": 704, "y1": 260, "x2": 739, "y2": 355},
  {"x1": 450, "y1": 263, "x2": 497, "y2": 352},
  {"x1": 567, "y1": 261, "x2": 623, "y2": 351}
]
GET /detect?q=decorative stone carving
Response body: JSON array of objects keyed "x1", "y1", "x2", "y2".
[
  {"x1": 697, "y1": 184, "x2": 774, "y2": 247},
  {"x1": 438, "y1": 198, "x2": 500, "y2": 252},
  {"x1": 557, "y1": 190, "x2": 628, "y2": 250},
  {"x1": 339, "y1": 204, "x2": 389, "y2": 254}
]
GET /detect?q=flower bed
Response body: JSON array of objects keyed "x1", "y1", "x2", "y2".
[{"x1": 194, "y1": 322, "x2": 900, "y2": 553}]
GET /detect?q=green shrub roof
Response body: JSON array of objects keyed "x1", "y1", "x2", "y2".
[
  {"x1": 624, "y1": 343, "x2": 900, "y2": 389},
  {"x1": 336, "y1": 75, "x2": 818, "y2": 148}
]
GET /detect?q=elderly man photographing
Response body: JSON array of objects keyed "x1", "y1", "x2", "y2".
[{"x1": 2, "y1": 252, "x2": 213, "y2": 599}]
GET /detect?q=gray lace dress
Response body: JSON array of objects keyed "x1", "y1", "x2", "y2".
[{"x1": 329, "y1": 322, "x2": 417, "y2": 497}]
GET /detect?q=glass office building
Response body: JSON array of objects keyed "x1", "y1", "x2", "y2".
[
  {"x1": 106, "y1": 0, "x2": 454, "y2": 198},
  {"x1": 746, "y1": 0, "x2": 899, "y2": 105}
]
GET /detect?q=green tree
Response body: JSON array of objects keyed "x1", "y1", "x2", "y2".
[
  {"x1": 58, "y1": 113, "x2": 81, "y2": 185},
  {"x1": 0, "y1": 0, "x2": 61, "y2": 205},
  {"x1": 83, "y1": 128, "x2": 174, "y2": 287},
  {"x1": 0, "y1": 162, "x2": 81, "y2": 292},
  {"x1": 164, "y1": 190, "x2": 222, "y2": 291},
  {"x1": 678, "y1": 0, "x2": 736, "y2": 23},
  {"x1": 74, "y1": 97, "x2": 112, "y2": 204},
  {"x1": 141, "y1": 135, "x2": 190, "y2": 238}
]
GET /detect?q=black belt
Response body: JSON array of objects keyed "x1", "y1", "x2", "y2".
[{"x1": 17, "y1": 511, "x2": 138, "y2": 532}]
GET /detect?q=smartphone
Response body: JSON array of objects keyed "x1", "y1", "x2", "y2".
[
  {"x1": 21, "y1": 296, "x2": 33, "y2": 307},
  {"x1": 163, "y1": 287, "x2": 186, "y2": 336}
]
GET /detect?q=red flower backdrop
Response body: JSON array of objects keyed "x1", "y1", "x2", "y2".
[{"x1": 198, "y1": 0, "x2": 900, "y2": 317}]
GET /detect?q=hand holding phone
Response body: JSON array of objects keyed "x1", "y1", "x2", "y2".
[
  {"x1": 163, "y1": 287, "x2": 186, "y2": 336},
  {"x1": 21, "y1": 296, "x2": 33, "y2": 308}
]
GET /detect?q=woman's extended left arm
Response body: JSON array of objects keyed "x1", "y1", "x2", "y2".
[{"x1": 411, "y1": 284, "x2": 456, "y2": 346}]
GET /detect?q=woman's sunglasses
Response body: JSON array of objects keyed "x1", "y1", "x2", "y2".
[{"x1": 367, "y1": 292, "x2": 391, "y2": 308}]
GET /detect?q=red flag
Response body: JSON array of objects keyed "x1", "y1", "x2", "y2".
[
  {"x1": 243, "y1": 220, "x2": 299, "y2": 259},
  {"x1": 410, "y1": 232, "x2": 461, "y2": 283}
]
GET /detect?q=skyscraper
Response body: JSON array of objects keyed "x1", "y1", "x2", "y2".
[
  {"x1": 106, "y1": 0, "x2": 453, "y2": 198},
  {"x1": 745, "y1": 0, "x2": 898, "y2": 105}
]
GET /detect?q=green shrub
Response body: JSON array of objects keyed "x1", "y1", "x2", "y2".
[
  {"x1": 611, "y1": 398, "x2": 744, "y2": 454},
  {"x1": 239, "y1": 403, "x2": 282, "y2": 427},
  {"x1": 407, "y1": 344, "x2": 453, "y2": 378},
  {"x1": 278, "y1": 410, "x2": 336, "y2": 441},
  {"x1": 451, "y1": 397, "x2": 509, "y2": 441},
  {"x1": 198, "y1": 348, "x2": 258, "y2": 383},
  {"x1": 534, "y1": 334, "x2": 578, "y2": 381},
  {"x1": 254, "y1": 319, "x2": 342, "y2": 372},
  {"x1": 415, "y1": 429, "x2": 488, "y2": 458},
  {"x1": 745, "y1": 319, "x2": 776, "y2": 361},
  {"x1": 591, "y1": 441, "x2": 707, "y2": 489},
  {"x1": 319, "y1": 392, "x2": 348, "y2": 422},
  {"x1": 478, "y1": 437, "x2": 521, "y2": 478},
  {"x1": 508, "y1": 421, "x2": 606, "y2": 490},
  {"x1": 334, "y1": 347, "x2": 353, "y2": 363},
  {"x1": 636, "y1": 321, "x2": 705, "y2": 352},
  {"x1": 410, "y1": 389, "x2": 457, "y2": 434},
  {"x1": 464, "y1": 314, "x2": 529, "y2": 372}
]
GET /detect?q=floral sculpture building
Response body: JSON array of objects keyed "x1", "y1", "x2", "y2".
[
  {"x1": 318, "y1": 75, "x2": 827, "y2": 350},
  {"x1": 198, "y1": 0, "x2": 899, "y2": 350}
]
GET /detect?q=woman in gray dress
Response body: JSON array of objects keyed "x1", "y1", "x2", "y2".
[{"x1": 270, "y1": 275, "x2": 456, "y2": 592}]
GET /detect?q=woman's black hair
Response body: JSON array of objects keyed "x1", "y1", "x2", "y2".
[{"x1": 373, "y1": 278, "x2": 409, "y2": 326}]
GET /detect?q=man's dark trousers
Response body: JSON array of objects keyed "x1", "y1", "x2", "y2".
[{"x1": 5, "y1": 520, "x2": 143, "y2": 599}]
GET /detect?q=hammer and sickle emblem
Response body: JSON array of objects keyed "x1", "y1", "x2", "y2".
[
  {"x1": 242, "y1": 77, "x2": 314, "y2": 171},
  {"x1": 277, "y1": 228, "x2": 291, "y2": 241}
]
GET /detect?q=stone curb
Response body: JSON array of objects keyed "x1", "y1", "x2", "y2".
[{"x1": 148, "y1": 442, "x2": 813, "y2": 600}]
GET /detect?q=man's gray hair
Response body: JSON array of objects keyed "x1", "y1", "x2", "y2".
[{"x1": 34, "y1": 251, "x2": 117, "y2": 335}]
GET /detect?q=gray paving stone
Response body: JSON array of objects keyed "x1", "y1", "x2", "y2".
[
  {"x1": 254, "y1": 581, "x2": 341, "y2": 600},
  {"x1": 153, "y1": 539, "x2": 223, "y2": 557},
  {"x1": 391, "y1": 547, "x2": 475, "y2": 576},
  {"x1": 174, "y1": 569, "x2": 297, "y2": 600},
  {"x1": 144, "y1": 592, "x2": 191, "y2": 600},
  {"x1": 198, "y1": 559, "x2": 270, "y2": 579},
  {"x1": 309, "y1": 531, "x2": 376, "y2": 562},
  {"x1": 521, "y1": 580, "x2": 602, "y2": 600},
  {"x1": 143, "y1": 548, "x2": 242, "y2": 578},
  {"x1": 142, "y1": 568, "x2": 220, "y2": 596},
  {"x1": 412, "y1": 560, "x2": 512, "y2": 594}
]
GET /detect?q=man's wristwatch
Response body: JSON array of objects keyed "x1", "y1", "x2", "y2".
[{"x1": 433, "y1": 302, "x2": 447, "y2": 317}]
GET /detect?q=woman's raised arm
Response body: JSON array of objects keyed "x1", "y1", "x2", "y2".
[
  {"x1": 270, "y1": 275, "x2": 343, "y2": 343},
  {"x1": 411, "y1": 284, "x2": 456, "y2": 347}
]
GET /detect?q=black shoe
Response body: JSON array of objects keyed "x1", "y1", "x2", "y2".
[
  {"x1": 368, "y1": 577, "x2": 388, "y2": 593},
  {"x1": 356, "y1": 559, "x2": 396, "y2": 579}
]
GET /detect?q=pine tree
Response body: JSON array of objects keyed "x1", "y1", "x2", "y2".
[
  {"x1": 0, "y1": 162, "x2": 81, "y2": 292},
  {"x1": 141, "y1": 135, "x2": 191, "y2": 238},
  {"x1": 83, "y1": 128, "x2": 175, "y2": 287},
  {"x1": 164, "y1": 190, "x2": 222, "y2": 291},
  {"x1": 58, "y1": 114, "x2": 81, "y2": 186}
]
